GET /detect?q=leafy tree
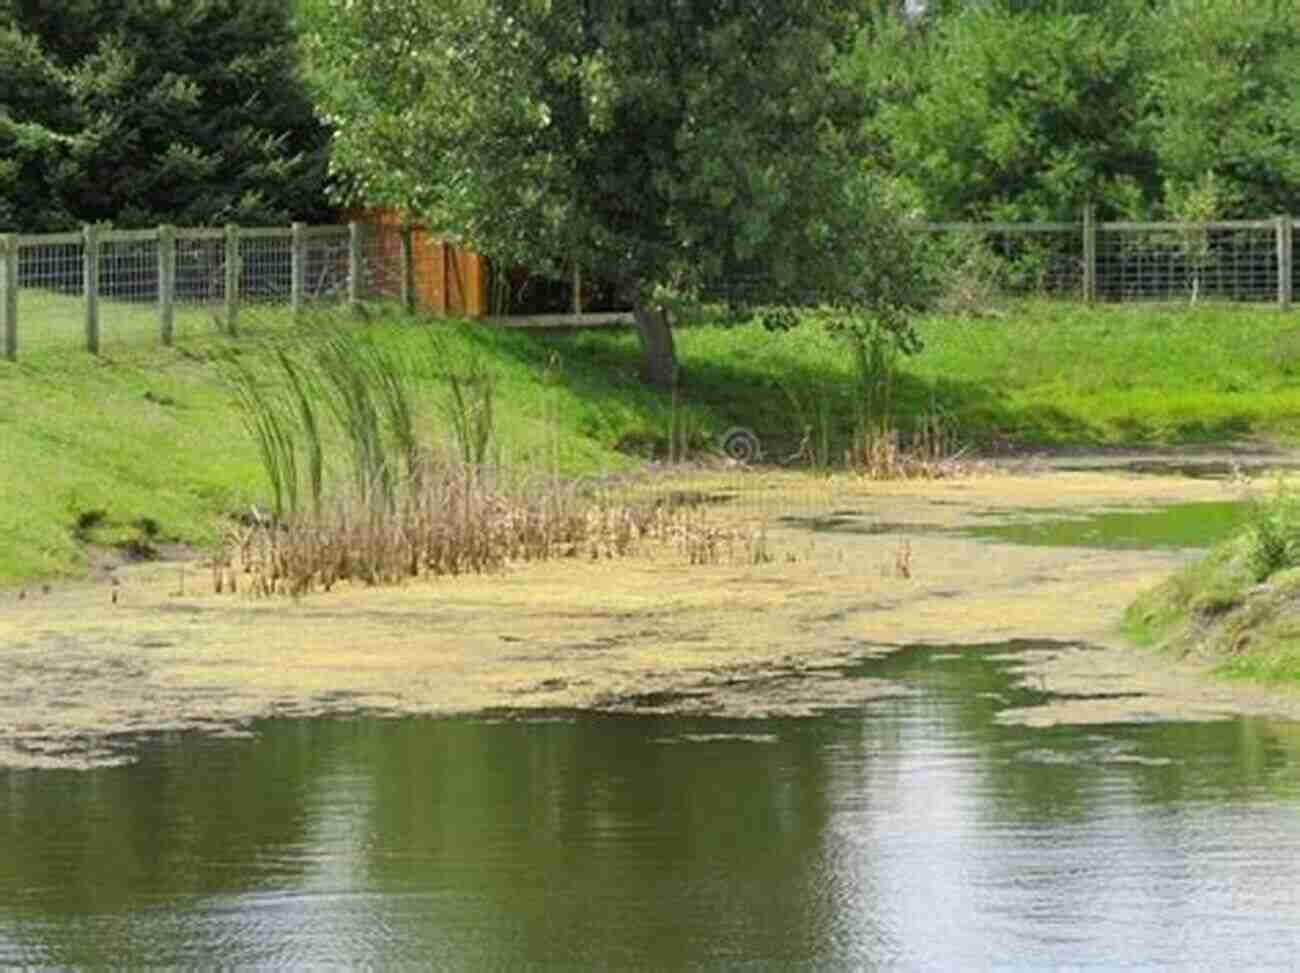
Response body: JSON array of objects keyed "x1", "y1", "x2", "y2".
[
  {"x1": 1147, "y1": 0, "x2": 1300, "y2": 219},
  {"x1": 847, "y1": 0, "x2": 1300, "y2": 223},
  {"x1": 850, "y1": 1, "x2": 1160, "y2": 221},
  {"x1": 0, "y1": 0, "x2": 332, "y2": 231},
  {"x1": 304, "y1": 0, "x2": 928, "y2": 387}
]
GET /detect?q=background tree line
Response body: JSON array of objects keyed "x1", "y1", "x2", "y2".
[
  {"x1": 3, "y1": 0, "x2": 1295, "y2": 233},
  {"x1": 849, "y1": 0, "x2": 1300, "y2": 222}
]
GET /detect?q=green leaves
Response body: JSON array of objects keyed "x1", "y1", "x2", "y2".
[
  {"x1": 846, "y1": 0, "x2": 1300, "y2": 222},
  {"x1": 1, "y1": 0, "x2": 331, "y2": 231},
  {"x1": 304, "y1": 0, "x2": 925, "y2": 338}
]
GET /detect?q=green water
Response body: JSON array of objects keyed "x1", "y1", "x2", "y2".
[
  {"x1": 3, "y1": 644, "x2": 1299, "y2": 967},
  {"x1": 782, "y1": 500, "x2": 1249, "y2": 550},
  {"x1": 962, "y1": 500, "x2": 1247, "y2": 549}
]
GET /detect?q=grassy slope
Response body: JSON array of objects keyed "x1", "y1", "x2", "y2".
[
  {"x1": 1123, "y1": 538, "x2": 1300, "y2": 685},
  {"x1": 2, "y1": 298, "x2": 1299, "y2": 586}
]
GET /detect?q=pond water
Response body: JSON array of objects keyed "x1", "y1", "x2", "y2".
[
  {"x1": 961, "y1": 500, "x2": 1248, "y2": 550},
  {"x1": 782, "y1": 500, "x2": 1251, "y2": 550},
  {"x1": 3, "y1": 644, "x2": 1299, "y2": 967}
]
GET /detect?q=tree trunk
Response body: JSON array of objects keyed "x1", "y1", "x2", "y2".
[{"x1": 632, "y1": 302, "x2": 677, "y2": 388}]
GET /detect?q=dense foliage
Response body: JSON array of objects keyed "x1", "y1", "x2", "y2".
[
  {"x1": 302, "y1": 0, "x2": 931, "y2": 386},
  {"x1": 847, "y1": 0, "x2": 1300, "y2": 221},
  {"x1": 0, "y1": 0, "x2": 333, "y2": 232}
]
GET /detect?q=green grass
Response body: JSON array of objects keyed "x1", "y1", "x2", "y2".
[
  {"x1": 13, "y1": 288, "x2": 236, "y2": 353},
  {"x1": 1123, "y1": 484, "x2": 1300, "y2": 685},
  {"x1": 2, "y1": 296, "x2": 1299, "y2": 586},
  {"x1": 565, "y1": 298, "x2": 1300, "y2": 458}
]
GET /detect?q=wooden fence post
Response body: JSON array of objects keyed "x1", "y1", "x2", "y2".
[
  {"x1": 1, "y1": 234, "x2": 16, "y2": 361},
  {"x1": 1082, "y1": 204, "x2": 1097, "y2": 304},
  {"x1": 1278, "y1": 216, "x2": 1294, "y2": 311},
  {"x1": 348, "y1": 221, "x2": 363, "y2": 312},
  {"x1": 224, "y1": 224, "x2": 240, "y2": 336},
  {"x1": 291, "y1": 222, "x2": 306, "y2": 315},
  {"x1": 83, "y1": 224, "x2": 99, "y2": 353},
  {"x1": 158, "y1": 225, "x2": 175, "y2": 345},
  {"x1": 399, "y1": 223, "x2": 415, "y2": 314}
]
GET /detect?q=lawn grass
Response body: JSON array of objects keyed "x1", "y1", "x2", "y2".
[
  {"x1": 907, "y1": 300, "x2": 1300, "y2": 447},
  {"x1": 1, "y1": 296, "x2": 1298, "y2": 586}
]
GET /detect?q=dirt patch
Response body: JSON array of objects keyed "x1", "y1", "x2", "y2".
[{"x1": 2, "y1": 461, "x2": 1297, "y2": 769}]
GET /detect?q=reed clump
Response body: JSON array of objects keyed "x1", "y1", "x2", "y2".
[
  {"x1": 849, "y1": 411, "x2": 970, "y2": 481},
  {"x1": 218, "y1": 469, "x2": 779, "y2": 596},
  {"x1": 219, "y1": 320, "x2": 781, "y2": 596},
  {"x1": 845, "y1": 323, "x2": 971, "y2": 480}
]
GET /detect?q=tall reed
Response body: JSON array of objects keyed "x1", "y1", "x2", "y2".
[{"x1": 220, "y1": 317, "x2": 778, "y2": 596}]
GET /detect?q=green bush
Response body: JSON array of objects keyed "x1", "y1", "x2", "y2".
[{"x1": 1244, "y1": 486, "x2": 1300, "y2": 583}]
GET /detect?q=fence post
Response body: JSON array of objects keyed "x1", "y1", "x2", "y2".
[
  {"x1": 347, "y1": 221, "x2": 363, "y2": 312},
  {"x1": 1082, "y1": 204, "x2": 1097, "y2": 304},
  {"x1": 291, "y1": 222, "x2": 306, "y2": 316},
  {"x1": 224, "y1": 224, "x2": 240, "y2": 336},
  {"x1": 1278, "y1": 216, "x2": 1294, "y2": 311},
  {"x1": 1, "y1": 234, "x2": 16, "y2": 362},
  {"x1": 158, "y1": 225, "x2": 175, "y2": 345},
  {"x1": 399, "y1": 223, "x2": 415, "y2": 314},
  {"x1": 83, "y1": 224, "x2": 100, "y2": 353}
]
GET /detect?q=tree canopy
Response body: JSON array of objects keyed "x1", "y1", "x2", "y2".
[
  {"x1": 0, "y1": 0, "x2": 333, "y2": 232},
  {"x1": 303, "y1": 0, "x2": 929, "y2": 386},
  {"x1": 845, "y1": 0, "x2": 1300, "y2": 222}
]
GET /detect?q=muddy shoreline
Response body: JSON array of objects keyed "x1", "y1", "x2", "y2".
[{"x1": 4, "y1": 456, "x2": 1300, "y2": 770}]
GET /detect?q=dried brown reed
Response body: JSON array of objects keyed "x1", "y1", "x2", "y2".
[
  {"x1": 849, "y1": 411, "x2": 970, "y2": 481},
  {"x1": 220, "y1": 321, "x2": 786, "y2": 597},
  {"x1": 218, "y1": 459, "x2": 781, "y2": 597}
]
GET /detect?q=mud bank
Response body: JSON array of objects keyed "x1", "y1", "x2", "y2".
[{"x1": 3, "y1": 463, "x2": 1297, "y2": 769}]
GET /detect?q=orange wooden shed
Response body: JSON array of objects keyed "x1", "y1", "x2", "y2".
[{"x1": 354, "y1": 209, "x2": 488, "y2": 318}]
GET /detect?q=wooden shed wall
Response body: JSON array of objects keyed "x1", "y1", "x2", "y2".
[{"x1": 353, "y1": 209, "x2": 486, "y2": 318}]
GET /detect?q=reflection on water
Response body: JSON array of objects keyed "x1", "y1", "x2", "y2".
[{"x1": 2, "y1": 645, "x2": 1299, "y2": 967}]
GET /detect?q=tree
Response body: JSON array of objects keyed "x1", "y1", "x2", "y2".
[
  {"x1": 850, "y1": 1, "x2": 1160, "y2": 221},
  {"x1": 303, "y1": 0, "x2": 928, "y2": 387},
  {"x1": 0, "y1": 21, "x2": 84, "y2": 231},
  {"x1": 845, "y1": 0, "x2": 1300, "y2": 224},
  {"x1": 0, "y1": 0, "x2": 333, "y2": 231},
  {"x1": 1147, "y1": 0, "x2": 1300, "y2": 219}
]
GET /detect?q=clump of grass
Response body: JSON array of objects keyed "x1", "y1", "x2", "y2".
[
  {"x1": 1243, "y1": 483, "x2": 1300, "y2": 583},
  {"x1": 1123, "y1": 479, "x2": 1300, "y2": 684},
  {"x1": 850, "y1": 410, "x2": 968, "y2": 480},
  {"x1": 843, "y1": 324, "x2": 970, "y2": 480}
]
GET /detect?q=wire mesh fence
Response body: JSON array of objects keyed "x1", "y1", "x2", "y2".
[
  {"x1": 1, "y1": 213, "x2": 1296, "y2": 362},
  {"x1": 1095, "y1": 221, "x2": 1281, "y2": 303},
  {"x1": 0, "y1": 222, "x2": 428, "y2": 360},
  {"x1": 12, "y1": 232, "x2": 83, "y2": 356},
  {"x1": 915, "y1": 214, "x2": 1296, "y2": 308}
]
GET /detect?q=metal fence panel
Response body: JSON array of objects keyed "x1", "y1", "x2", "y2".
[
  {"x1": 98, "y1": 235, "x2": 160, "y2": 348},
  {"x1": 16, "y1": 236, "x2": 85, "y2": 354},
  {"x1": 1096, "y1": 223, "x2": 1278, "y2": 303}
]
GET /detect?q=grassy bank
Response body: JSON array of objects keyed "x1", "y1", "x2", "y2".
[
  {"x1": 1, "y1": 298, "x2": 1298, "y2": 586},
  {"x1": 1123, "y1": 486, "x2": 1300, "y2": 684}
]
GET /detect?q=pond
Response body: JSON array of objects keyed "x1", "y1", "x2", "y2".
[
  {"x1": 961, "y1": 499, "x2": 1249, "y2": 550},
  {"x1": 3, "y1": 643, "x2": 1299, "y2": 967}
]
